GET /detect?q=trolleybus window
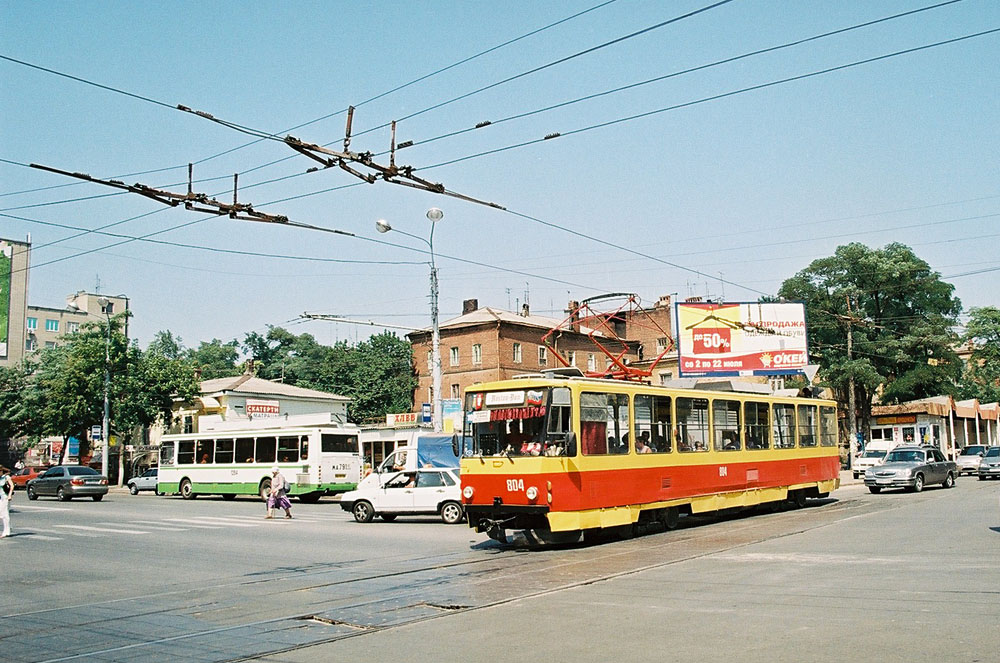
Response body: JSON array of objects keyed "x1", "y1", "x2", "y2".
[
  {"x1": 819, "y1": 406, "x2": 837, "y2": 447},
  {"x1": 797, "y1": 404, "x2": 818, "y2": 447},
  {"x1": 676, "y1": 397, "x2": 709, "y2": 452},
  {"x1": 581, "y1": 392, "x2": 629, "y2": 455},
  {"x1": 178, "y1": 440, "x2": 196, "y2": 465},
  {"x1": 745, "y1": 401, "x2": 770, "y2": 449},
  {"x1": 255, "y1": 436, "x2": 277, "y2": 463},
  {"x1": 713, "y1": 399, "x2": 742, "y2": 451},
  {"x1": 196, "y1": 439, "x2": 214, "y2": 464},
  {"x1": 321, "y1": 434, "x2": 357, "y2": 453},
  {"x1": 277, "y1": 436, "x2": 300, "y2": 463},
  {"x1": 160, "y1": 441, "x2": 174, "y2": 466},
  {"x1": 235, "y1": 437, "x2": 254, "y2": 463},
  {"x1": 773, "y1": 404, "x2": 796, "y2": 449},
  {"x1": 634, "y1": 394, "x2": 671, "y2": 453},
  {"x1": 215, "y1": 439, "x2": 235, "y2": 464}
]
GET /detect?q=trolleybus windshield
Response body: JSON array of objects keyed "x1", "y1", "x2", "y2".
[{"x1": 464, "y1": 386, "x2": 571, "y2": 456}]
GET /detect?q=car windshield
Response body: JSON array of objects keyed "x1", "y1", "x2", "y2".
[
  {"x1": 885, "y1": 450, "x2": 924, "y2": 463},
  {"x1": 960, "y1": 446, "x2": 987, "y2": 456},
  {"x1": 861, "y1": 450, "x2": 886, "y2": 459},
  {"x1": 985, "y1": 447, "x2": 1000, "y2": 459}
]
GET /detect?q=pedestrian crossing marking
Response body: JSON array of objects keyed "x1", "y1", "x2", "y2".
[
  {"x1": 55, "y1": 525, "x2": 150, "y2": 535},
  {"x1": 14, "y1": 504, "x2": 71, "y2": 512},
  {"x1": 99, "y1": 521, "x2": 186, "y2": 532}
]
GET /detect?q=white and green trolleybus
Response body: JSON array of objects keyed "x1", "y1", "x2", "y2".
[{"x1": 157, "y1": 424, "x2": 361, "y2": 502}]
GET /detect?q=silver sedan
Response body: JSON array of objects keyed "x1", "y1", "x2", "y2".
[
  {"x1": 865, "y1": 446, "x2": 957, "y2": 494},
  {"x1": 26, "y1": 465, "x2": 109, "y2": 501}
]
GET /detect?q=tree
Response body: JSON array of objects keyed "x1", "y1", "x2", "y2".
[
  {"x1": 243, "y1": 327, "x2": 332, "y2": 384},
  {"x1": 778, "y1": 242, "x2": 962, "y2": 436},
  {"x1": 147, "y1": 330, "x2": 185, "y2": 360},
  {"x1": 958, "y1": 306, "x2": 1000, "y2": 403},
  {"x1": 186, "y1": 338, "x2": 241, "y2": 379}
]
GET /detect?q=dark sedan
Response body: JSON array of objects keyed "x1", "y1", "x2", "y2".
[
  {"x1": 865, "y1": 446, "x2": 957, "y2": 494},
  {"x1": 27, "y1": 466, "x2": 109, "y2": 501}
]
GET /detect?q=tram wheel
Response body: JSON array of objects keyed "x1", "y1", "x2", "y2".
[
  {"x1": 789, "y1": 490, "x2": 807, "y2": 509},
  {"x1": 661, "y1": 506, "x2": 680, "y2": 530}
]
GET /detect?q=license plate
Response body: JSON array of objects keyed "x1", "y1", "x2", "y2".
[{"x1": 876, "y1": 479, "x2": 891, "y2": 485}]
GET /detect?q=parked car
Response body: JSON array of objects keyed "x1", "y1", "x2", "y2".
[
  {"x1": 977, "y1": 447, "x2": 1000, "y2": 480},
  {"x1": 853, "y1": 447, "x2": 890, "y2": 480},
  {"x1": 127, "y1": 468, "x2": 161, "y2": 495},
  {"x1": 26, "y1": 466, "x2": 109, "y2": 501},
  {"x1": 340, "y1": 468, "x2": 464, "y2": 524},
  {"x1": 956, "y1": 445, "x2": 989, "y2": 475},
  {"x1": 865, "y1": 446, "x2": 957, "y2": 494},
  {"x1": 9, "y1": 466, "x2": 47, "y2": 490}
]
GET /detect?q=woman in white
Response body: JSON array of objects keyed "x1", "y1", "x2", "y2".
[{"x1": 0, "y1": 465, "x2": 13, "y2": 538}]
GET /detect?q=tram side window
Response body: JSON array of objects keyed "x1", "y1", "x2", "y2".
[
  {"x1": 745, "y1": 402, "x2": 770, "y2": 450},
  {"x1": 713, "y1": 399, "x2": 742, "y2": 451},
  {"x1": 819, "y1": 406, "x2": 837, "y2": 447},
  {"x1": 235, "y1": 438, "x2": 254, "y2": 463},
  {"x1": 676, "y1": 397, "x2": 709, "y2": 452},
  {"x1": 196, "y1": 439, "x2": 214, "y2": 464},
  {"x1": 773, "y1": 404, "x2": 796, "y2": 449},
  {"x1": 634, "y1": 394, "x2": 671, "y2": 453},
  {"x1": 581, "y1": 392, "x2": 629, "y2": 455},
  {"x1": 322, "y1": 434, "x2": 357, "y2": 453},
  {"x1": 277, "y1": 436, "x2": 300, "y2": 463},
  {"x1": 256, "y1": 437, "x2": 277, "y2": 463},
  {"x1": 177, "y1": 440, "x2": 196, "y2": 465},
  {"x1": 797, "y1": 405, "x2": 818, "y2": 447},
  {"x1": 215, "y1": 439, "x2": 235, "y2": 464}
]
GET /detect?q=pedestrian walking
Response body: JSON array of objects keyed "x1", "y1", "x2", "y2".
[
  {"x1": 265, "y1": 466, "x2": 292, "y2": 520},
  {"x1": 0, "y1": 465, "x2": 14, "y2": 539}
]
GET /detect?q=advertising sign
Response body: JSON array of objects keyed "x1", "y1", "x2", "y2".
[
  {"x1": 386, "y1": 412, "x2": 420, "y2": 427},
  {"x1": 676, "y1": 301, "x2": 808, "y2": 377},
  {"x1": 441, "y1": 398, "x2": 462, "y2": 433},
  {"x1": 0, "y1": 241, "x2": 12, "y2": 358},
  {"x1": 245, "y1": 398, "x2": 280, "y2": 417}
]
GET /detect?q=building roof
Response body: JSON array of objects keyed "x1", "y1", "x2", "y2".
[
  {"x1": 872, "y1": 395, "x2": 1000, "y2": 420},
  {"x1": 418, "y1": 306, "x2": 604, "y2": 336},
  {"x1": 199, "y1": 375, "x2": 350, "y2": 402}
]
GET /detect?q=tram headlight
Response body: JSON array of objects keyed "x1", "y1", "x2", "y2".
[
  {"x1": 462, "y1": 486, "x2": 474, "y2": 500},
  {"x1": 525, "y1": 486, "x2": 538, "y2": 501}
]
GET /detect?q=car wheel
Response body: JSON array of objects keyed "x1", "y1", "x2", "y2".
[
  {"x1": 179, "y1": 478, "x2": 196, "y2": 500},
  {"x1": 92, "y1": 494, "x2": 103, "y2": 502},
  {"x1": 942, "y1": 472, "x2": 955, "y2": 489},
  {"x1": 868, "y1": 486, "x2": 881, "y2": 494},
  {"x1": 353, "y1": 500, "x2": 374, "y2": 523},
  {"x1": 911, "y1": 474, "x2": 924, "y2": 493},
  {"x1": 380, "y1": 513, "x2": 397, "y2": 522},
  {"x1": 129, "y1": 484, "x2": 139, "y2": 495},
  {"x1": 27, "y1": 485, "x2": 38, "y2": 500},
  {"x1": 57, "y1": 486, "x2": 71, "y2": 502},
  {"x1": 440, "y1": 500, "x2": 464, "y2": 524}
]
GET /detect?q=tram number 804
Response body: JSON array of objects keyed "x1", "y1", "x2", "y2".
[{"x1": 506, "y1": 479, "x2": 524, "y2": 492}]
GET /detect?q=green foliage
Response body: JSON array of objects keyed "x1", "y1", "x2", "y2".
[
  {"x1": 958, "y1": 306, "x2": 1000, "y2": 402},
  {"x1": 778, "y1": 242, "x2": 962, "y2": 430},
  {"x1": 0, "y1": 363, "x2": 30, "y2": 441},
  {"x1": 186, "y1": 338, "x2": 241, "y2": 379}
]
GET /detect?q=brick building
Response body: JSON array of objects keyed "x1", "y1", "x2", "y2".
[{"x1": 407, "y1": 296, "x2": 677, "y2": 409}]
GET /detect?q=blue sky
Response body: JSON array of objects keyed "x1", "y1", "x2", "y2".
[{"x1": 2, "y1": 0, "x2": 998, "y2": 350}]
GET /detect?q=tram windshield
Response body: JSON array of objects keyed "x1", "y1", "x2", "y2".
[{"x1": 464, "y1": 387, "x2": 572, "y2": 456}]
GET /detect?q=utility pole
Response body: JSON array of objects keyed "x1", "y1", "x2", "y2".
[{"x1": 845, "y1": 294, "x2": 857, "y2": 468}]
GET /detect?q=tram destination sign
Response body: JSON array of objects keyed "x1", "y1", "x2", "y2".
[{"x1": 676, "y1": 301, "x2": 808, "y2": 377}]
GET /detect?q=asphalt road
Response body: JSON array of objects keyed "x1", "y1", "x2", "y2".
[{"x1": 2, "y1": 476, "x2": 997, "y2": 663}]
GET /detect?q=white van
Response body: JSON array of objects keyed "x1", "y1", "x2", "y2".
[{"x1": 853, "y1": 440, "x2": 894, "y2": 480}]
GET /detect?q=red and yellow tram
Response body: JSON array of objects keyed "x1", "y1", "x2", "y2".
[{"x1": 459, "y1": 372, "x2": 840, "y2": 542}]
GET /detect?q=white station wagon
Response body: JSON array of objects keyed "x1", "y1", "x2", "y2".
[{"x1": 339, "y1": 468, "x2": 464, "y2": 524}]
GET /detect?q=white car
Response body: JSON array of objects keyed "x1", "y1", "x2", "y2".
[
  {"x1": 957, "y1": 445, "x2": 989, "y2": 475},
  {"x1": 127, "y1": 468, "x2": 162, "y2": 495},
  {"x1": 340, "y1": 468, "x2": 464, "y2": 524}
]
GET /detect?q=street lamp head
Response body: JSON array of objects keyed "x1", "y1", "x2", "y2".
[
  {"x1": 97, "y1": 296, "x2": 109, "y2": 308},
  {"x1": 426, "y1": 207, "x2": 444, "y2": 222},
  {"x1": 375, "y1": 219, "x2": 392, "y2": 234}
]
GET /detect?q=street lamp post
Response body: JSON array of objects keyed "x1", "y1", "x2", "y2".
[
  {"x1": 97, "y1": 297, "x2": 112, "y2": 479},
  {"x1": 376, "y1": 208, "x2": 444, "y2": 432}
]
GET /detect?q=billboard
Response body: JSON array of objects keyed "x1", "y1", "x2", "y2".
[
  {"x1": 0, "y1": 241, "x2": 11, "y2": 358},
  {"x1": 676, "y1": 301, "x2": 808, "y2": 377}
]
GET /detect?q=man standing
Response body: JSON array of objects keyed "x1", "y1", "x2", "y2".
[
  {"x1": 0, "y1": 465, "x2": 13, "y2": 538},
  {"x1": 266, "y1": 466, "x2": 293, "y2": 520}
]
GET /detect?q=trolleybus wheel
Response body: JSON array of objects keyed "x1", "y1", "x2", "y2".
[
  {"x1": 440, "y1": 501, "x2": 464, "y2": 525},
  {"x1": 258, "y1": 478, "x2": 271, "y2": 502},
  {"x1": 353, "y1": 500, "x2": 374, "y2": 523},
  {"x1": 297, "y1": 492, "x2": 322, "y2": 504},
  {"x1": 179, "y1": 478, "x2": 196, "y2": 500}
]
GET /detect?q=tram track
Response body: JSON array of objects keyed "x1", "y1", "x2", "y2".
[{"x1": 22, "y1": 494, "x2": 883, "y2": 663}]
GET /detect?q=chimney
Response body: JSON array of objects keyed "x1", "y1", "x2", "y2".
[
  {"x1": 567, "y1": 300, "x2": 580, "y2": 332},
  {"x1": 656, "y1": 294, "x2": 672, "y2": 308},
  {"x1": 521, "y1": 303, "x2": 530, "y2": 317},
  {"x1": 462, "y1": 298, "x2": 479, "y2": 314}
]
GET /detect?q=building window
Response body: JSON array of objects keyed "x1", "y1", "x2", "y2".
[
  {"x1": 427, "y1": 350, "x2": 432, "y2": 369},
  {"x1": 656, "y1": 337, "x2": 670, "y2": 353},
  {"x1": 450, "y1": 347, "x2": 459, "y2": 366},
  {"x1": 67, "y1": 322, "x2": 80, "y2": 333},
  {"x1": 45, "y1": 319, "x2": 59, "y2": 332},
  {"x1": 513, "y1": 342, "x2": 522, "y2": 363},
  {"x1": 472, "y1": 344, "x2": 482, "y2": 365},
  {"x1": 26, "y1": 317, "x2": 37, "y2": 330},
  {"x1": 25, "y1": 338, "x2": 37, "y2": 351},
  {"x1": 658, "y1": 372, "x2": 674, "y2": 385},
  {"x1": 587, "y1": 354, "x2": 596, "y2": 372},
  {"x1": 568, "y1": 351, "x2": 576, "y2": 367},
  {"x1": 44, "y1": 341, "x2": 57, "y2": 349},
  {"x1": 450, "y1": 384, "x2": 460, "y2": 399},
  {"x1": 538, "y1": 346, "x2": 547, "y2": 366}
]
